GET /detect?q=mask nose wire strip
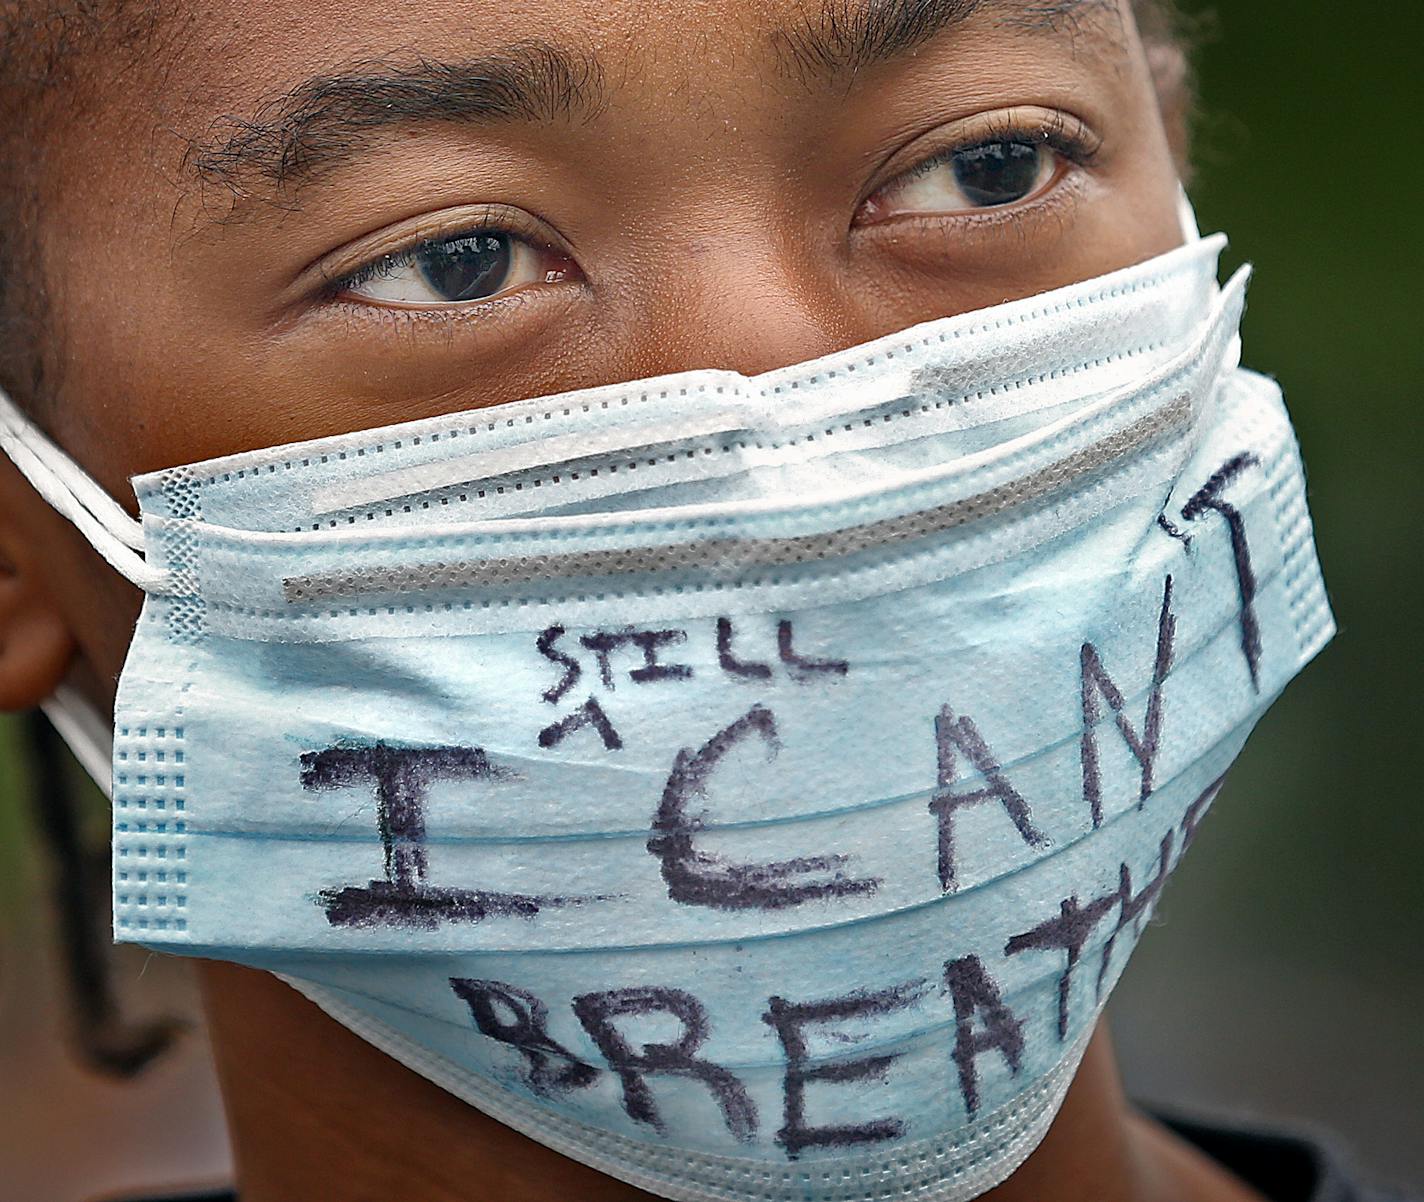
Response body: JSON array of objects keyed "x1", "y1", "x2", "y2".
[
  {"x1": 0, "y1": 388, "x2": 166, "y2": 591},
  {"x1": 310, "y1": 408, "x2": 750, "y2": 518},
  {"x1": 281, "y1": 392, "x2": 1194, "y2": 604}
]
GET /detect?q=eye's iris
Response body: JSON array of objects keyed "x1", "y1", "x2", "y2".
[
  {"x1": 950, "y1": 141, "x2": 1046, "y2": 208},
  {"x1": 416, "y1": 232, "x2": 513, "y2": 302}
]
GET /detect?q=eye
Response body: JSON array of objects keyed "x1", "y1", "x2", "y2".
[
  {"x1": 332, "y1": 228, "x2": 574, "y2": 307},
  {"x1": 864, "y1": 138, "x2": 1059, "y2": 222},
  {"x1": 943, "y1": 141, "x2": 1055, "y2": 207},
  {"x1": 852, "y1": 105, "x2": 1112, "y2": 229}
]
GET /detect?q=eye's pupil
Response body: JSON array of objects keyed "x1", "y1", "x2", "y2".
[
  {"x1": 951, "y1": 141, "x2": 1044, "y2": 208},
  {"x1": 416, "y1": 232, "x2": 512, "y2": 302}
]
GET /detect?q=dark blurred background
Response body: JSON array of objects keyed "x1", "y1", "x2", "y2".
[
  {"x1": 1110, "y1": 0, "x2": 1424, "y2": 1188},
  {"x1": 2, "y1": 2, "x2": 1421, "y2": 1199}
]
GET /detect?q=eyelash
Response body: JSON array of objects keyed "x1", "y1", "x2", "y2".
[
  {"x1": 320, "y1": 237, "x2": 490, "y2": 301},
  {"x1": 316, "y1": 201, "x2": 571, "y2": 308},
  {"x1": 896, "y1": 110, "x2": 1102, "y2": 186}
]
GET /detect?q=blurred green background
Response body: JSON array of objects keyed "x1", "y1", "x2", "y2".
[
  {"x1": 1, "y1": 0, "x2": 1421, "y2": 1197},
  {"x1": 1110, "y1": 0, "x2": 1424, "y2": 1189}
]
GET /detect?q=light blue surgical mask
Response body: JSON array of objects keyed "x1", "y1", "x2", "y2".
[{"x1": 0, "y1": 215, "x2": 1333, "y2": 1202}]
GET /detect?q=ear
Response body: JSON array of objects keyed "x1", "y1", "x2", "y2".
[{"x1": 0, "y1": 484, "x2": 78, "y2": 711}]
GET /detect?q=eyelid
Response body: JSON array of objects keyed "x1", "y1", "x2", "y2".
[
  {"x1": 290, "y1": 202, "x2": 574, "y2": 302},
  {"x1": 860, "y1": 106, "x2": 1103, "y2": 211}
]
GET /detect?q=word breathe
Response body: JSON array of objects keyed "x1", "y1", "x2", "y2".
[{"x1": 447, "y1": 956, "x2": 1022, "y2": 1156}]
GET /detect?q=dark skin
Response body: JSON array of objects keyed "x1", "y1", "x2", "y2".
[{"x1": 0, "y1": 0, "x2": 1266, "y2": 1198}]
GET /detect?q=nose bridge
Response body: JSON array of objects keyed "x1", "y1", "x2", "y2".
[
  {"x1": 621, "y1": 212, "x2": 864, "y2": 379},
  {"x1": 571, "y1": 28, "x2": 868, "y2": 380}
]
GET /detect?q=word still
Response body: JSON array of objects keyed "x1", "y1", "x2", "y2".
[{"x1": 537, "y1": 617, "x2": 850, "y2": 751}]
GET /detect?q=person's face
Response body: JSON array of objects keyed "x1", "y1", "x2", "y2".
[{"x1": 0, "y1": 0, "x2": 1183, "y2": 709}]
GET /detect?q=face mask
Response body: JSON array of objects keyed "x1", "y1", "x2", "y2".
[{"x1": 0, "y1": 217, "x2": 1333, "y2": 1202}]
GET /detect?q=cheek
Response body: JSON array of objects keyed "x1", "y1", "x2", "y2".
[
  {"x1": 85, "y1": 573, "x2": 144, "y2": 697},
  {"x1": 850, "y1": 151, "x2": 1184, "y2": 337},
  {"x1": 59, "y1": 532, "x2": 144, "y2": 708}
]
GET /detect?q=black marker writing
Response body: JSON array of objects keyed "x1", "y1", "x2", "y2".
[
  {"x1": 537, "y1": 620, "x2": 847, "y2": 751},
  {"x1": 777, "y1": 619, "x2": 850, "y2": 681},
  {"x1": 537, "y1": 625, "x2": 582, "y2": 704},
  {"x1": 627, "y1": 629, "x2": 693, "y2": 684},
  {"x1": 1178, "y1": 775, "x2": 1227, "y2": 852},
  {"x1": 648, "y1": 706, "x2": 880, "y2": 911},
  {"x1": 314, "y1": 881, "x2": 571, "y2": 928},
  {"x1": 1096, "y1": 831, "x2": 1174, "y2": 998},
  {"x1": 579, "y1": 628, "x2": 693, "y2": 689},
  {"x1": 1182, "y1": 453, "x2": 1263, "y2": 691},
  {"x1": 943, "y1": 955, "x2": 1026, "y2": 1117},
  {"x1": 1080, "y1": 575, "x2": 1177, "y2": 827},
  {"x1": 450, "y1": 978, "x2": 599, "y2": 1096},
  {"x1": 1005, "y1": 894, "x2": 1118, "y2": 1041},
  {"x1": 929, "y1": 706, "x2": 1049, "y2": 893},
  {"x1": 538, "y1": 696, "x2": 623, "y2": 751},
  {"x1": 579, "y1": 630, "x2": 630, "y2": 690},
  {"x1": 717, "y1": 616, "x2": 773, "y2": 680},
  {"x1": 762, "y1": 983, "x2": 924, "y2": 1159},
  {"x1": 572, "y1": 986, "x2": 757, "y2": 1141},
  {"x1": 1156, "y1": 513, "x2": 1193, "y2": 548},
  {"x1": 300, "y1": 742, "x2": 584, "y2": 928},
  {"x1": 717, "y1": 617, "x2": 851, "y2": 682},
  {"x1": 302, "y1": 742, "x2": 493, "y2": 889},
  {"x1": 537, "y1": 625, "x2": 695, "y2": 752}
]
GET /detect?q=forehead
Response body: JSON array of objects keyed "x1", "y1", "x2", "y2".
[
  {"x1": 158, "y1": 0, "x2": 1130, "y2": 207},
  {"x1": 179, "y1": 0, "x2": 1125, "y2": 62},
  {"x1": 169, "y1": 0, "x2": 1129, "y2": 119}
]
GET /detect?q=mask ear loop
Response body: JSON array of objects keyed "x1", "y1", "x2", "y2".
[
  {"x1": 0, "y1": 387, "x2": 167, "y2": 591},
  {"x1": 41, "y1": 681, "x2": 116, "y2": 799}
]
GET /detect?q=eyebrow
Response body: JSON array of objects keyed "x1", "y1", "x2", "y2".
[
  {"x1": 190, "y1": 0, "x2": 1110, "y2": 198},
  {"x1": 773, "y1": 0, "x2": 1117, "y2": 82},
  {"x1": 191, "y1": 39, "x2": 605, "y2": 195}
]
